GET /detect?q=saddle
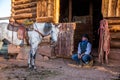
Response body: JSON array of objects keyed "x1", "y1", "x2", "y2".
[
  {"x1": 7, "y1": 23, "x2": 19, "y2": 32},
  {"x1": 7, "y1": 23, "x2": 26, "y2": 40}
]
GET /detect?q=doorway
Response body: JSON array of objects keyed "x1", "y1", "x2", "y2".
[{"x1": 59, "y1": 0, "x2": 103, "y2": 48}]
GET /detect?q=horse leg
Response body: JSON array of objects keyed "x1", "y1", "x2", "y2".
[
  {"x1": 28, "y1": 49, "x2": 32, "y2": 69},
  {"x1": 31, "y1": 47, "x2": 37, "y2": 69},
  {"x1": 29, "y1": 41, "x2": 39, "y2": 69}
]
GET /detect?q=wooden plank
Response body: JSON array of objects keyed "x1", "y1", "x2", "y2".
[
  {"x1": 14, "y1": 0, "x2": 36, "y2": 5},
  {"x1": 110, "y1": 32, "x2": 120, "y2": 39},
  {"x1": 116, "y1": 0, "x2": 120, "y2": 17},
  {"x1": 13, "y1": 2, "x2": 37, "y2": 10},
  {"x1": 109, "y1": 49, "x2": 120, "y2": 60},
  {"x1": 14, "y1": 7, "x2": 36, "y2": 15},
  {"x1": 68, "y1": 0, "x2": 72, "y2": 22},
  {"x1": 54, "y1": 0, "x2": 60, "y2": 23},
  {"x1": 55, "y1": 23, "x2": 76, "y2": 58},
  {"x1": 16, "y1": 18, "x2": 36, "y2": 23},
  {"x1": 108, "y1": 0, "x2": 112, "y2": 17},
  {"x1": 109, "y1": 25, "x2": 120, "y2": 32},
  {"x1": 13, "y1": 13, "x2": 36, "y2": 19},
  {"x1": 107, "y1": 19, "x2": 120, "y2": 25},
  {"x1": 110, "y1": 40, "x2": 120, "y2": 48},
  {"x1": 102, "y1": 0, "x2": 109, "y2": 17},
  {"x1": 36, "y1": 17, "x2": 53, "y2": 22},
  {"x1": 109, "y1": 0, "x2": 118, "y2": 17},
  {"x1": 37, "y1": 0, "x2": 54, "y2": 22}
]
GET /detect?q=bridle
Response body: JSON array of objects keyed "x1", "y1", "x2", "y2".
[
  {"x1": 34, "y1": 23, "x2": 51, "y2": 38},
  {"x1": 34, "y1": 23, "x2": 58, "y2": 46}
]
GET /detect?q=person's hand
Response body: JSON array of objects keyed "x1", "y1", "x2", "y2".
[
  {"x1": 81, "y1": 54, "x2": 84, "y2": 57},
  {"x1": 78, "y1": 54, "x2": 82, "y2": 59}
]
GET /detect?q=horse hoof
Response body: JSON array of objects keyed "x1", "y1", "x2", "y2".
[
  {"x1": 31, "y1": 65, "x2": 37, "y2": 70},
  {"x1": 28, "y1": 64, "x2": 32, "y2": 69}
]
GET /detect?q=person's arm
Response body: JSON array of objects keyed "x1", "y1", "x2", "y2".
[
  {"x1": 77, "y1": 42, "x2": 81, "y2": 55},
  {"x1": 77, "y1": 43, "x2": 82, "y2": 59},
  {"x1": 85, "y1": 43, "x2": 92, "y2": 55}
]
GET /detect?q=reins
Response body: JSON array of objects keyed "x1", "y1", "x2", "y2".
[{"x1": 34, "y1": 23, "x2": 50, "y2": 38}]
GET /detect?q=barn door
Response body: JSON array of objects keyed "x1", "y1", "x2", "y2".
[{"x1": 36, "y1": 0, "x2": 60, "y2": 23}]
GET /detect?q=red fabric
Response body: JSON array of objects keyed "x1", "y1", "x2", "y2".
[
  {"x1": 17, "y1": 27, "x2": 26, "y2": 40},
  {"x1": 98, "y1": 19, "x2": 110, "y2": 63}
]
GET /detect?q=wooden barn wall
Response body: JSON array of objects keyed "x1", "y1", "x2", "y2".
[
  {"x1": 55, "y1": 23, "x2": 92, "y2": 58},
  {"x1": 11, "y1": 0, "x2": 37, "y2": 23},
  {"x1": 36, "y1": 0, "x2": 60, "y2": 23},
  {"x1": 102, "y1": 0, "x2": 120, "y2": 48},
  {"x1": 54, "y1": 23, "x2": 75, "y2": 58}
]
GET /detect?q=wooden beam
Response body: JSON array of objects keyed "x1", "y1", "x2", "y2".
[
  {"x1": 116, "y1": 0, "x2": 120, "y2": 17},
  {"x1": 13, "y1": 2, "x2": 37, "y2": 10},
  {"x1": 108, "y1": 0, "x2": 118, "y2": 17},
  {"x1": 102, "y1": 0, "x2": 109, "y2": 17},
  {"x1": 108, "y1": 0, "x2": 112, "y2": 17},
  {"x1": 14, "y1": 0, "x2": 36, "y2": 5},
  {"x1": 13, "y1": 13, "x2": 36, "y2": 19},
  {"x1": 14, "y1": 7, "x2": 36, "y2": 15},
  {"x1": 69, "y1": 0, "x2": 72, "y2": 22},
  {"x1": 108, "y1": 19, "x2": 120, "y2": 25},
  {"x1": 54, "y1": 0, "x2": 60, "y2": 23},
  {"x1": 16, "y1": 18, "x2": 36, "y2": 24},
  {"x1": 36, "y1": 17, "x2": 53, "y2": 23}
]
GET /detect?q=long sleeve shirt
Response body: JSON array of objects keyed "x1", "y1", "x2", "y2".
[{"x1": 77, "y1": 42, "x2": 92, "y2": 55}]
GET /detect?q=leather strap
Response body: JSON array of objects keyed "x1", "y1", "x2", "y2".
[{"x1": 34, "y1": 29, "x2": 44, "y2": 37}]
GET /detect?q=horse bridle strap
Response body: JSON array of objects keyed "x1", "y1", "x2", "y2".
[{"x1": 34, "y1": 29, "x2": 44, "y2": 37}]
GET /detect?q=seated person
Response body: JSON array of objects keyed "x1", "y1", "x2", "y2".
[{"x1": 72, "y1": 34, "x2": 92, "y2": 66}]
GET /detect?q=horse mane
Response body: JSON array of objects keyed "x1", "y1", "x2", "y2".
[{"x1": 43, "y1": 23, "x2": 52, "y2": 34}]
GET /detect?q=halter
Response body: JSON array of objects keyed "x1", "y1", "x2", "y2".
[{"x1": 34, "y1": 23, "x2": 50, "y2": 38}]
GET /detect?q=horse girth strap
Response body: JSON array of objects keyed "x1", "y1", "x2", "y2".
[
  {"x1": 34, "y1": 30, "x2": 50, "y2": 38},
  {"x1": 34, "y1": 30, "x2": 44, "y2": 37}
]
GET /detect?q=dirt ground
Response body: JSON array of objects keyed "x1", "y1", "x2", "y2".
[{"x1": 0, "y1": 56, "x2": 119, "y2": 80}]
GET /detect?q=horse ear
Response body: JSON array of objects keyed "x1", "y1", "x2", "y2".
[
  {"x1": 53, "y1": 23, "x2": 61, "y2": 28},
  {"x1": 57, "y1": 24, "x2": 61, "y2": 28}
]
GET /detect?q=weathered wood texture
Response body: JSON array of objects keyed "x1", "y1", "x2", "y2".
[
  {"x1": 102, "y1": 0, "x2": 120, "y2": 48},
  {"x1": 11, "y1": 0, "x2": 59, "y2": 23},
  {"x1": 11, "y1": 0, "x2": 37, "y2": 23},
  {"x1": 109, "y1": 49, "x2": 120, "y2": 66},
  {"x1": 54, "y1": 23, "x2": 92, "y2": 58},
  {"x1": 36, "y1": 0, "x2": 60, "y2": 23},
  {"x1": 102, "y1": 0, "x2": 120, "y2": 17},
  {"x1": 54, "y1": 23, "x2": 75, "y2": 58}
]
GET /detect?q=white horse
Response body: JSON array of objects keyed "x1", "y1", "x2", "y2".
[{"x1": 0, "y1": 22, "x2": 60, "y2": 69}]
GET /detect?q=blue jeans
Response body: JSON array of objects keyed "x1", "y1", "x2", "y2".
[
  {"x1": 72, "y1": 54, "x2": 80, "y2": 64},
  {"x1": 72, "y1": 53, "x2": 92, "y2": 64}
]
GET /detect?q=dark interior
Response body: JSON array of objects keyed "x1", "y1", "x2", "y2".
[
  {"x1": 72, "y1": 0, "x2": 90, "y2": 16},
  {"x1": 92, "y1": 0, "x2": 103, "y2": 48},
  {"x1": 59, "y1": 0, "x2": 103, "y2": 48}
]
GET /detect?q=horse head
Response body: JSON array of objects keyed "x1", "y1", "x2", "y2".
[{"x1": 50, "y1": 23, "x2": 61, "y2": 46}]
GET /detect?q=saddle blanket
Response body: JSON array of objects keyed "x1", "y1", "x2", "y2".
[{"x1": 7, "y1": 24, "x2": 26, "y2": 40}]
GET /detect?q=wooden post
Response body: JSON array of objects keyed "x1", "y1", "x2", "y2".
[
  {"x1": 108, "y1": 0, "x2": 112, "y2": 17},
  {"x1": 102, "y1": 0, "x2": 109, "y2": 17},
  {"x1": 116, "y1": 0, "x2": 120, "y2": 17},
  {"x1": 48, "y1": 0, "x2": 51, "y2": 17},
  {"x1": 54, "y1": 0, "x2": 60, "y2": 23},
  {"x1": 69, "y1": 0, "x2": 72, "y2": 22},
  {"x1": 89, "y1": 2, "x2": 92, "y2": 24},
  {"x1": 11, "y1": 0, "x2": 15, "y2": 21}
]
